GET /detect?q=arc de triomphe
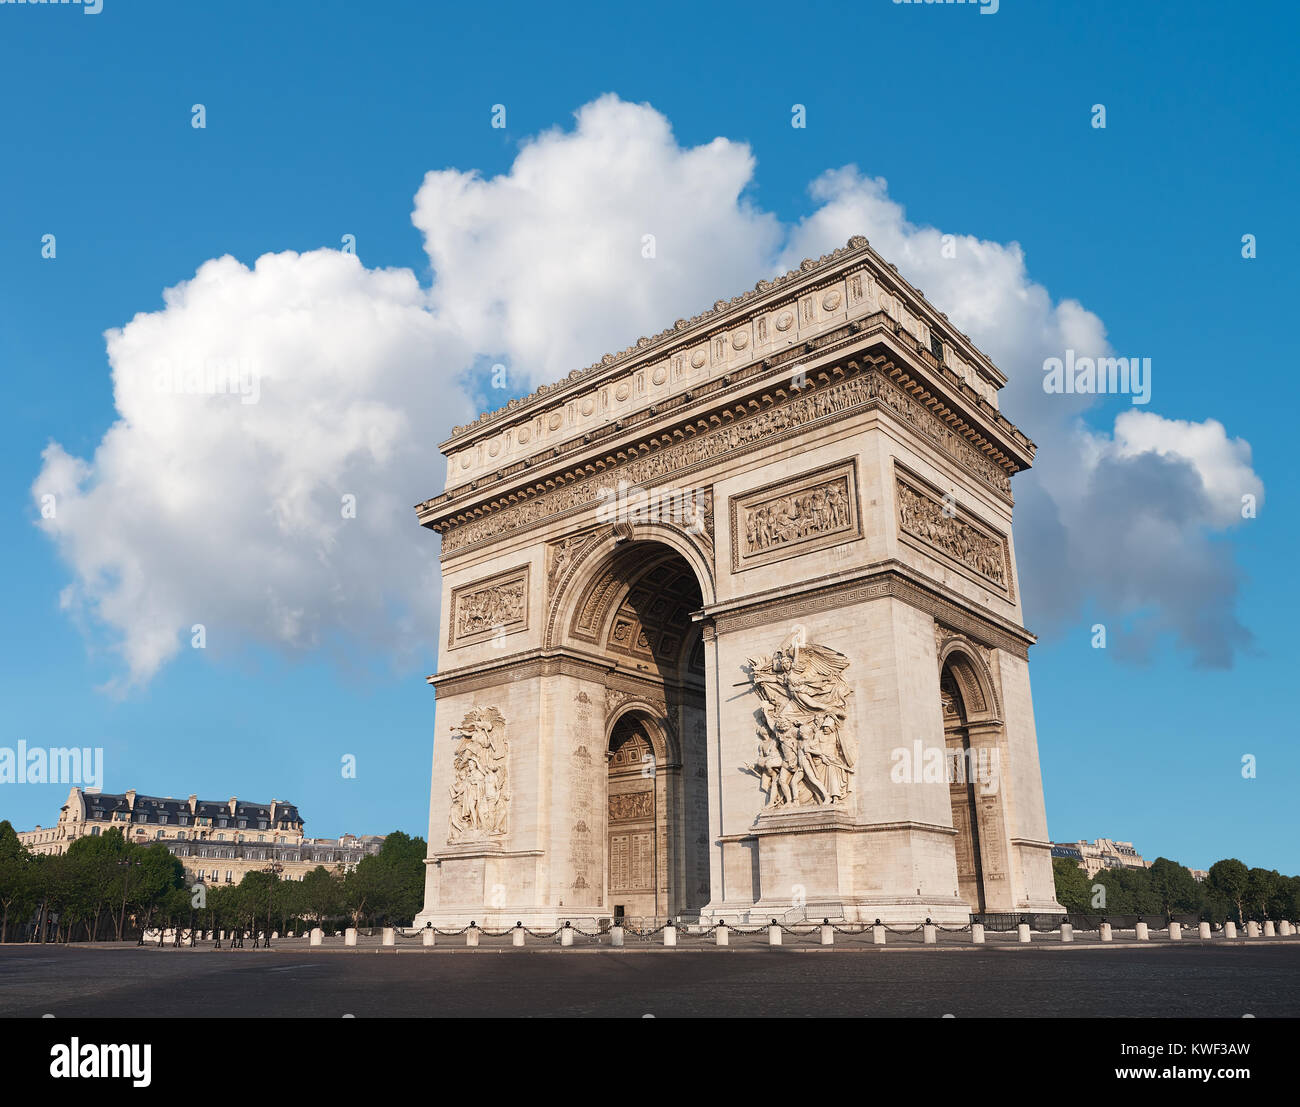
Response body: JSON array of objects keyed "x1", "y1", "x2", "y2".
[{"x1": 412, "y1": 235, "x2": 1062, "y2": 927}]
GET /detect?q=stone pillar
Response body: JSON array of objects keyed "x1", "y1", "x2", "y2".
[
  {"x1": 1198, "y1": 921, "x2": 1212, "y2": 940},
  {"x1": 820, "y1": 922, "x2": 833, "y2": 946},
  {"x1": 923, "y1": 921, "x2": 937, "y2": 945},
  {"x1": 422, "y1": 927, "x2": 436, "y2": 947},
  {"x1": 768, "y1": 921, "x2": 782, "y2": 947},
  {"x1": 971, "y1": 923, "x2": 985, "y2": 944},
  {"x1": 382, "y1": 927, "x2": 396, "y2": 947},
  {"x1": 1060, "y1": 922, "x2": 1073, "y2": 943},
  {"x1": 1099, "y1": 922, "x2": 1112, "y2": 942},
  {"x1": 1169, "y1": 921, "x2": 1182, "y2": 940},
  {"x1": 1264, "y1": 920, "x2": 1276, "y2": 937},
  {"x1": 717, "y1": 923, "x2": 729, "y2": 947},
  {"x1": 873, "y1": 923, "x2": 886, "y2": 946},
  {"x1": 1224, "y1": 920, "x2": 1237, "y2": 939},
  {"x1": 1246, "y1": 921, "x2": 1260, "y2": 938},
  {"x1": 1017, "y1": 923, "x2": 1031, "y2": 944},
  {"x1": 664, "y1": 923, "x2": 677, "y2": 947},
  {"x1": 611, "y1": 925, "x2": 624, "y2": 948},
  {"x1": 512, "y1": 924, "x2": 525, "y2": 947},
  {"x1": 561, "y1": 922, "x2": 574, "y2": 947},
  {"x1": 1135, "y1": 922, "x2": 1149, "y2": 941},
  {"x1": 466, "y1": 924, "x2": 480, "y2": 947},
  {"x1": 344, "y1": 927, "x2": 357, "y2": 946}
]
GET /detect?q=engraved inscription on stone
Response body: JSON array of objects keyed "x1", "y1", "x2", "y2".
[
  {"x1": 449, "y1": 565, "x2": 529, "y2": 647},
  {"x1": 730, "y1": 460, "x2": 860, "y2": 571},
  {"x1": 895, "y1": 474, "x2": 1009, "y2": 591},
  {"x1": 610, "y1": 831, "x2": 654, "y2": 891}
]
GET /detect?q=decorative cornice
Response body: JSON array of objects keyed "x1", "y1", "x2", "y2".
[
  {"x1": 706, "y1": 561, "x2": 1034, "y2": 660},
  {"x1": 443, "y1": 235, "x2": 1012, "y2": 448},
  {"x1": 431, "y1": 360, "x2": 1019, "y2": 561}
]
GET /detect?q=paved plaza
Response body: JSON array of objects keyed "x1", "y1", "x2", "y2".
[{"x1": 3, "y1": 941, "x2": 1297, "y2": 1018}]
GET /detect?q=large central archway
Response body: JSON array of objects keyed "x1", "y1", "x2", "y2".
[{"x1": 557, "y1": 536, "x2": 710, "y2": 922}]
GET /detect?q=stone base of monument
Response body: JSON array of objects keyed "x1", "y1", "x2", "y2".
[{"x1": 699, "y1": 807, "x2": 974, "y2": 927}]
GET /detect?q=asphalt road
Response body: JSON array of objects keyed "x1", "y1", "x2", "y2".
[{"x1": 2, "y1": 944, "x2": 1297, "y2": 1017}]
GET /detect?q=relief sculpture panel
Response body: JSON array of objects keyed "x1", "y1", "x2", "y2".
[
  {"x1": 894, "y1": 470, "x2": 1010, "y2": 593},
  {"x1": 745, "y1": 627, "x2": 857, "y2": 809},
  {"x1": 449, "y1": 565, "x2": 529, "y2": 647},
  {"x1": 447, "y1": 707, "x2": 509, "y2": 843},
  {"x1": 730, "y1": 460, "x2": 861, "y2": 571}
]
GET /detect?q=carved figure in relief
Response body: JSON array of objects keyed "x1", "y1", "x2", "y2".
[
  {"x1": 457, "y1": 581, "x2": 524, "y2": 637},
  {"x1": 746, "y1": 627, "x2": 856, "y2": 808},
  {"x1": 897, "y1": 483, "x2": 1005, "y2": 585},
  {"x1": 752, "y1": 732, "x2": 784, "y2": 806},
  {"x1": 447, "y1": 706, "x2": 509, "y2": 842}
]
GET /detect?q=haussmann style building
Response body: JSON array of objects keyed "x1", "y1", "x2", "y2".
[{"x1": 18, "y1": 787, "x2": 383, "y2": 883}]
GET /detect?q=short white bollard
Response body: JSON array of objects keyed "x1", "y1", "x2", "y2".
[
  {"x1": 1017, "y1": 923, "x2": 1031, "y2": 944},
  {"x1": 220, "y1": 930, "x2": 227, "y2": 941},
  {"x1": 1264, "y1": 920, "x2": 1276, "y2": 937},
  {"x1": 1060, "y1": 922, "x2": 1073, "y2": 943},
  {"x1": 344, "y1": 928, "x2": 357, "y2": 947},
  {"x1": 768, "y1": 922, "x2": 782, "y2": 947},
  {"x1": 1198, "y1": 921, "x2": 1212, "y2": 940},
  {"x1": 271, "y1": 931, "x2": 279, "y2": 941},
  {"x1": 923, "y1": 922, "x2": 937, "y2": 945},
  {"x1": 309, "y1": 927, "x2": 323, "y2": 946},
  {"x1": 872, "y1": 923, "x2": 886, "y2": 946},
  {"x1": 1246, "y1": 921, "x2": 1260, "y2": 938},
  {"x1": 1279, "y1": 920, "x2": 1292, "y2": 936},
  {"x1": 716, "y1": 923, "x2": 729, "y2": 947},
  {"x1": 820, "y1": 922, "x2": 833, "y2": 946},
  {"x1": 1100, "y1": 922, "x2": 1113, "y2": 942},
  {"x1": 664, "y1": 924, "x2": 677, "y2": 947},
  {"x1": 466, "y1": 924, "x2": 480, "y2": 947},
  {"x1": 1224, "y1": 920, "x2": 1237, "y2": 939},
  {"x1": 422, "y1": 927, "x2": 436, "y2": 947},
  {"x1": 512, "y1": 924, "x2": 525, "y2": 947},
  {"x1": 611, "y1": 925, "x2": 624, "y2": 947},
  {"x1": 1135, "y1": 922, "x2": 1149, "y2": 941},
  {"x1": 1169, "y1": 922, "x2": 1182, "y2": 940},
  {"x1": 971, "y1": 923, "x2": 985, "y2": 944},
  {"x1": 561, "y1": 923, "x2": 574, "y2": 947},
  {"x1": 382, "y1": 927, "x2": 395, "y2": 947}
]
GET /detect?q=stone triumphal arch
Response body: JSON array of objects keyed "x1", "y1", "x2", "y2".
[{"x1": 413, "y1": 236, "x2": 1062, "y2": 927}]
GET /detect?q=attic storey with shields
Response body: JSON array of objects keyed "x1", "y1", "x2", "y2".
[{"x1": 412, "y1": 235, "x2": 1062, "y2": 928}]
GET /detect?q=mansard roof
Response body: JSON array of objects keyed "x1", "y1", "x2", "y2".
[{"x1": 80, "y1": 790, "x2": 302, "y2": 825}]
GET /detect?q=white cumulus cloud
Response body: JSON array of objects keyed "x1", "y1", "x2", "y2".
[{"x1": 33, "y1": 95, "x2": 1264, "y2": 686}]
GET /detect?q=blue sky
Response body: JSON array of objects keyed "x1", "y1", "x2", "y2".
[{"x1": 0, "y1": 0, "x2": 1295, "y2": 874}]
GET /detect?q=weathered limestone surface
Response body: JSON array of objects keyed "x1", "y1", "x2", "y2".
[{"x1": 413, "y1": 236, "x2": 1062, "y2": 929}]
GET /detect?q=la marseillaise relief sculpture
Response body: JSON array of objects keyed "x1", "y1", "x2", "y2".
[{"x1": 412, "y1": 236, "x2": 1063, "y2": 927}]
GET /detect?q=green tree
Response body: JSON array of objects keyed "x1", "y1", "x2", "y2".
[
  {"x1": 1148, "y1": 857, "x2": 1201, "y2": 916},
  {"x1": 344, "y1": 832, "x2": 426, "y2": 926},
  {"x1": 1207, "y1": 859, "x2": 1250, "y2": 924},
  {"x1": 298, "y1": 866, "x2": 345, "y2": 926},
  {"x1": 0, "y1": 821, "x2": 36, "y2": 942},
  {"x1": 1246, "y1": 868, "x2": 1281, "y2": 921},
  {"x1": 1052, "y1": 857, "x2": 1090, "y2": 913}
]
